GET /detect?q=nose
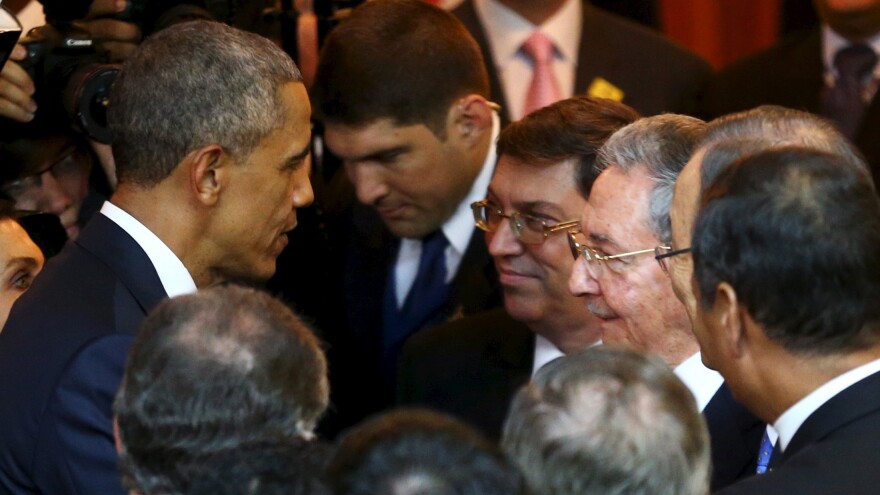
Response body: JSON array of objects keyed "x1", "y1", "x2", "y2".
[
  {"x1": 568, "y1": 256, "x2": 601, "y2": 297},
  {"x1": 486, "y1": 216, "x2": 524, "y2": 258},
  {"x1": 292, "y1": 156, "x2": 315, "y2": 208},
  {"x1": 37, "y1": 171, "x2": 73, "y2": 216},
  {"x1": 346, "y1": 162, "x2": 389, "y2": 206}
]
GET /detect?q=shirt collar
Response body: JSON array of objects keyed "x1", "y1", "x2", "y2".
[
  {"x1": 475, "y1": 0, "x2": 582, "y2": 67},
  {"x1": 440, "y1": 111, "x2": 500, "y2": 257},
  {"x1": 100, "y1": 201, "x2": 197, "y2": 298},
  {"x1": 822, "y1": 24, "x2": 880, "y2": 79},
  {"x1": 774, "y1": 356, "x2": 880, "y2": 452},
  {"x1": 532, "y1": 333, "x2": 565, "y2": 377},
  {"x1": 674, "y1": 352, "x2": 725, "y2": 412}
]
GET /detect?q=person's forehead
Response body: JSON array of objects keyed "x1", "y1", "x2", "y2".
[
  {"x1": 323, "y1": 118, "x2": 437, "y2": 157},
  {"x1": 0, "y1": 220, "x2": 40, "y2": 261},
  {"x1": 490, "y1": 156, "x2": 578, "y2": 203},
  {"x1": 585, "y1": 166, "x2": 654, "y2": 243}
]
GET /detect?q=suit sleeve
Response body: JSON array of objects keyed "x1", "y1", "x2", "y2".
[{"x1": 33, "y1": 334, "x2": 133, "y2": 495}]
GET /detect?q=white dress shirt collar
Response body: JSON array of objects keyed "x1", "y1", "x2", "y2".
[
  {"x1": 531, "y1": 334, "x2": 565, "y2": 377},
  {"x1": 821, "y1": 25, "x2": 880, "y2": 82},
  {"x1": 475, "y1": 0, "x2": 581, "y2": 68},
  {"x1": 774, "y1": 356, "x2": 880, "y2": 452},
  {"x1": 674, "y1": 352, "x2": 725, "y2": 412},
  {"x1": 100, "y1": 201, "x2": 197, "y2": 298}
]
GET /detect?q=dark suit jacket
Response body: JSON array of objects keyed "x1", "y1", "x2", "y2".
[
  {"x1": 319, "y1": 203, "x2": 503, "y2": 437},
  {"x1": 454, "y1": 0, "x2": 712, "y2": 123},
  {"x1": 716, "y1": 370, "x2": 880, "y2": 495},
  {"x1": 704, "y1": 383, "x2": 766, "y2": 491},
  {"x1": 0, "y1": 214, "x2": 167, "y2": 495},
  {"x1": 701, "y1": 27, "x2": 880, "y2": 185},
  {"x1": 399, "y1": 313, "x2": 764, "y2": 489},
  {"x1": 397, "y1": 308, "x2": 533, "y2": 441}
]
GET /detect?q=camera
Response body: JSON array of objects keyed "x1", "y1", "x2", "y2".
[
  {"x1": 16, "y1": 1, "x2": 245, "y2": 143},
  {"x1": 17, "y1": 24, "x2": 118, "y2": 144}
]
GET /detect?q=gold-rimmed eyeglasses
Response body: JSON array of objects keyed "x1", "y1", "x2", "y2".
[
  {"x1": 471, "y1": 199, "x2": 578, "y2": 245},
  {"x1": 653, "y1": 245, "x2": 692, "y2": 274},
  {"x1": 567, "y1": 231, "x2": 658, "y2": 275}
]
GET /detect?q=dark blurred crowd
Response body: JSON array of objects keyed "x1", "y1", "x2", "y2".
[{"x1": 0, "y1": 1, "x2": 879, "y2": 495}]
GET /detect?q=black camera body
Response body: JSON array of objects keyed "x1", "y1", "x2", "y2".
[{"x1": 17, "y1": 24, "x2": 118, "y2": 144}]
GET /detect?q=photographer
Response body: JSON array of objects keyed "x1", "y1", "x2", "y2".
[{"x1": 0, "y1": 0, "x2": 140, "y2": 122}]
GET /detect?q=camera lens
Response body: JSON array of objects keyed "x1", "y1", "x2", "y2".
[{"x1": 62, "y1": 63, "x2": 120, "y2": 144}]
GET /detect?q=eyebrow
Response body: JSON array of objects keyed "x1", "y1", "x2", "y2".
[
  {"x1": 6, "y1": 257, "x2": 41, "y2": 271},
  {"x1": 347, "y1": 144, "x2": 411, "y2": 164},
  {"x1": 283, "y1": 141, "x2": 313, "y2": 170},
  {"x1": 511, "y1": 200, "x2": 566, "y2": 218},
  {"x1": 587, "y1": 231, "x2": 621, "y2": 251}
]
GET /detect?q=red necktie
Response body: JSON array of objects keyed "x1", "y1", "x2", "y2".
[{"x1": 521, "y1": 31, "x2": 562, "y2": 117}]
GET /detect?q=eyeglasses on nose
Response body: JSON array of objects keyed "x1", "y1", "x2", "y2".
[
  {"x1": 567, "y1": 230, "x2": 658, "y2": 275},
  {"x1": 471, "y1": 199, "x2": 578, "y2": 245}
]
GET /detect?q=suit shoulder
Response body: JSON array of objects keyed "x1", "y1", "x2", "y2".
[
  {"x1": 592, "y1": 8, "x2": 710, "y2": 73},
  {"x1": 403, "y1": 308, "x2": 527, "y2": 359}
]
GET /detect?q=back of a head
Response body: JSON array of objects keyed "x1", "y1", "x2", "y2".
[
  {"x1": 495, "y1": 96, "x2": 641, "y2": 197},
  {"x1": 183, "y1": 439, "x2": 332, "y2": 495},
  {"x1": 312, "y1": 0, "x2": 489, "y2": 136},
  {"x1": 693, "y1": 147, "x2": 880, "y2": 356},
  {"x1": 108, "y1": 20, "x2": 302, "y2": 187},
  {"x1": 326, "y1": 409, "x2": 525, "y2": 495},
  {"x1": 595, "y1": 114, "x2": 707, "y2": 244},
  {"x1": 502, "y1": 347, "x2": 711, "y2": 495},
  {"x1": 115, "y1": 285, "x2": 328, "y2": 495},
  {"x1": 698, "y1": 105, "x2": 871, "y2": 193}
]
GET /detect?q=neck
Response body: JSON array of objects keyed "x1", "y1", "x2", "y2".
[
  {"x1": 498, "y1": 0, "x2": 567, "y2": 25},
  {"x1": 748, "y1": 345, "x2": 880, "y2": 424},
  {"x1": 111, "y1": 184, "x2": 214, "y2": 288},
  {"x1": 529, "y1": 313, "x2": 601, "y2": 355}
]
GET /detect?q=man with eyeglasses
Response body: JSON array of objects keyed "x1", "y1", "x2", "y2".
[
  {"x1": 0, "y1": 123, "x2": 108, "y2": 242},
  {"x1": 567, "y1": 114, "x2": 764, "y2": 491},
  {"x1": 398, "y1": 96, "x2": 638, "y2": 440}
]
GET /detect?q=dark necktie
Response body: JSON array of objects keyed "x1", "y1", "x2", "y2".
[
  {"x1": 822, "y1": 43, "x2": 878, "y2": 139},
  {"x1": 380, "y1": 230, "x2": 452, "y2": 383}
]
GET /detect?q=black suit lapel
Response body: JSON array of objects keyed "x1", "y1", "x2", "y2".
[
  {"x1": 703, "y1": 383, "x2": 766, "y2": 491},
  {"x1": 783, "y1": 371, "x2": 880, "y2": 462},
  {"x1": 450, "y1": 228, "x2": 502, "y2": 321},
  {"x1": 75, "y1": 213, "x2": 168, "y2": 317},
  {"x1": 574, "y1": 3, "x2": 622, "y2": 99},
  {"x1": 453, "y1": 0, "x2": 512, "y2": 125}
]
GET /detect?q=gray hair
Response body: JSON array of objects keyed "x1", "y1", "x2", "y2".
[
  {"x1": 595, "y1": 114, "x2": 706, "y2": 244},
  {"x1": 698, "y1": 105, "x2": 872, "y2": 193},
  {"x1": 502, "y1": 347, "x2": 711, "y2": 495},
  {"x1": 115, "y1": 285, "x2": 328, "y2": 495},
  {"x1": 108, "y1": 21, "x2": 303, "y2": 186}
]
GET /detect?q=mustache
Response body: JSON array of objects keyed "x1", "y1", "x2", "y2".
[{"x1": 587, "y1": 299, "x2": 617, "y2": 319}]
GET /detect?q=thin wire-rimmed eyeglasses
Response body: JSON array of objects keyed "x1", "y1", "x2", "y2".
[
  {"x1": 471, "y1": 199, "x2": 578, "y2": 244},
  {"x1": 654, "y1": 245, "x2": 693, "y2": 274},
  {"x1": 567, "y1": 231, "x2": 657, "y2": 275}
]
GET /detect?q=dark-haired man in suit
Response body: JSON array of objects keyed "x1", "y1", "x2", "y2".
[
  {"x1": 702, "y1": 0, "x2": 880, "y2": 184},
  {"x1": 691, "y1": 148, "x2": 880, "y2": 495},
  {"x1": 310, "y1": 0, "x2": 504, "y2": 434},
  {"x1": 398, "y1": 95, "x2": 639, "y2": 440},
  {"x1": 453, "y1": 0, "x2": 711, "y2": 122}
]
